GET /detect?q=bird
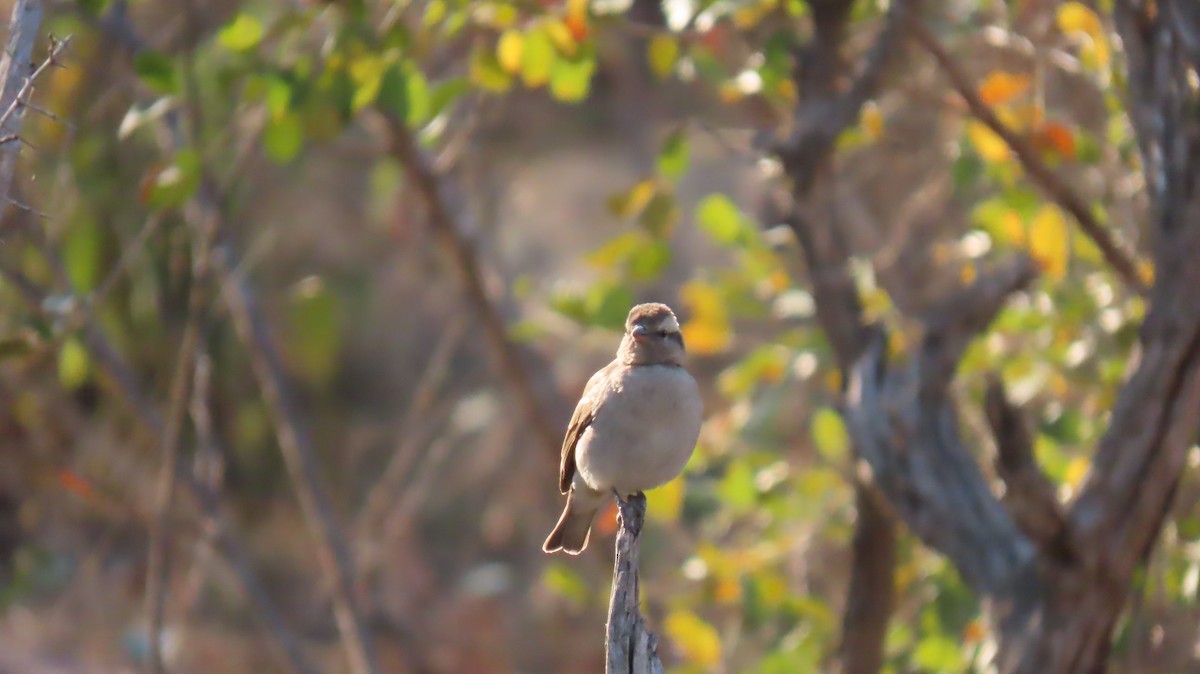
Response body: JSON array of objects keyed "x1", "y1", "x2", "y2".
[{"x1": 543, "y1": 302, "x2": 703, "y2": 555}]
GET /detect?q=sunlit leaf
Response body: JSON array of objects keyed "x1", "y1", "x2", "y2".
[
  {"x1": 978, "y1": 70, "x2": 1030, "y2": 106},
  {"x1": 521, "y1": 27, "x2": 556, "y2": 87},
  {"x1": 810, "y1": 407, "x2": 849, "y2": 461},
  {"x1": 1057, "y1": 2, "x2": 1110, "y2": 69},
  {"x1": 680, "y1": 280, "x2": 731, "y2": 355},
  {"x1": 913, "y1": 634, "x2": 965, "y2": 671},
  {"x1": 648, "y1": 34, "x2": 679, "y2": 79},
  {"x1": 1029, "y1": 203, "x2": 1070, "y2": 280},
  {"x1": 470, "y1": 44, "x2": 513, "y2": 92},
  {"x1": 665, "y1": 610, "x2": 722, "y2": 666},
  {"x1": 379, "y1": 61, "x2": 431, "y2": 127},
  {"x1": 966, "y1": 121, "x2": 1011, "y2": 164},
  {"x1": 696, "y1": 194, "x2": 746, "y2": 246},
  {"x1": 263, "y1": 112, "x2": 303, "y2": 163},
  {"x1": 627, "y1": 240, "x2": 671, "y2": 280},
  {"x1": 657, "y1": 130, "x2": 689, "y2": 180},
  {"x1": 58, "y1": 337, "x2": 90, "y2": 390},
  {"x1": 219, "y1": 13, "x2": 265, "y2": 52},
  {"x1": 607, "y1": 179, "x2": 657, "y2": 219},
  {"x1": 497, "y1": 29, "x2": 524, "y2": 74},
  {"x1": 549, "y1": 46, "x2": 596, "y2": 102}
]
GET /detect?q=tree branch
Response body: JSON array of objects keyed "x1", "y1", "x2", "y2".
[
  {"x1": 385, "y1": 119, "x2": 564, "y2": 454},
  {"x1": 0, "y1": 0, "x2": 44, "y2": 211},
  {"x1": 909, "y1": 20, "x2": 1147, "y2": 295},
  {"x1": 605, "y1": 493, "x2": 664, "y2": 674},
  {"x1": 984, "y1": 376, "x2": 1069, "y2": 559}
]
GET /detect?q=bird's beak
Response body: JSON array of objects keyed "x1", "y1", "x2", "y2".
[{"x1": 631, "y1": 325, "x2": 649, "y2": 340}]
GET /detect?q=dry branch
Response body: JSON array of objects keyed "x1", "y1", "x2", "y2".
[
  {"x1": 909, "y1": 20, "x2": 1147, "y2": 295},
  {"x1": 605, "y1": 493, "x2": 664, "y2": 674}
]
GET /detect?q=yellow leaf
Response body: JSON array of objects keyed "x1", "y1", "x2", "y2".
[
  {"x1": 967, "y1": 121, "x2": 1011, "y2": 163},
  {"x1": 680, "y1": 280, "x2": 732, "y2": 355},
  {"x1": 665, "y1": 610, "x2": 722, "y2": 666},
  {"x1": 608, "y1": 179, "x2": 657, "y2": 219},
  {"x1": 1058, "y1": 2, "x2": 1110, "y2": 69},
  {"x1": 647, "y1": 34, "x2": 678, "y2": 80},
  {"x1": 1003, "y1": 209, "x2": 1026, "y2": 246},
  {"x1": 496, "y1": 30, "x2": 524, "y2": 74},
  {"x1": 544, "y1": 19, "x2": 577, "y2": 57},
  {"x1": 713, "y1": 577, "x2": 742, "y2": 604},
  {"x1": 978, "y1": 70, "x2": 1030, "y2": 106},
  {"x1": 1030, "y1": 204, "x2": 1070, "y2": 280},
  {"x1": 646, "y1": 476, "x2": 684, "y2": 522},
  {"x1": 861, "y1": 101, "x2": 884, "y2": 140},
  {"x1": 1057, "y1": 2, "x2": 1102, "y2": 38},
  {"x1": 1139, "y1": 260, "x2": 1155, "y2": 285},
  {"x1": 1064, "y1": 455, "x2": 1089, "y2": 489}
]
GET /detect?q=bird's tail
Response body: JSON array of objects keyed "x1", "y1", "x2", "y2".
[{"x1": 543, "y1": 488, "x2": 601, "y2": 554}]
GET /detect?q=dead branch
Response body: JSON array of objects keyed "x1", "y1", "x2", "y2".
[
  {"x1": 606, "y1": 493, "x2": 664, "y2": 674},
  {"x1": 909, "y1": 20, "x2": 1147, "y2": 295}
]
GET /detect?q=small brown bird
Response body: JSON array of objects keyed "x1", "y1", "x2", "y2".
[{"x1": 543, "y1": 303, "x2": 703, "y2": 555}]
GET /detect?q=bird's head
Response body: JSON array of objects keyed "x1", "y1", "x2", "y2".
[{"x1": 619, "y1": 302, "x2": 686, "y2": 366}]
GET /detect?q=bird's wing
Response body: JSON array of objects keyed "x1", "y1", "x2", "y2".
[{"x1": 558, "y1": 361, "x2": 619, "y2": 494}]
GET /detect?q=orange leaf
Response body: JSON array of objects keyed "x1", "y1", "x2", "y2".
[
  {"x1": 1033, "y1": 121, "x2": 1077, "y2": 159},
  {"x1": 594, "y1": 500, "x2": 620, "y2": 536},
  {"x1": 978, "y1": 70, "x2": 1030, "y2": 106},
  {"x1": 58, "y1": 469, "x2": 95, "y2": 499}
]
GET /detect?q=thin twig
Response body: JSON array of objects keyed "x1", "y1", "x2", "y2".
[
  {"x1": 356, "y1": 315, "x2": 467, "y2": 539},
  {"x1": 386, "y1": 118, "x2": 562, "y2": 454},
  {"x1": 910, "y1": 20, "x2": 1148, "y2": 295}
]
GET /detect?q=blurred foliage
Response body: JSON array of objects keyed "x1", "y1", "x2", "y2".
[{"x1": 0, "y1": 0, "x2": 1196, "y2": 672}]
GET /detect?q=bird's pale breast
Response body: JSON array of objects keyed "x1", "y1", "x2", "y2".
[{"x1": 576, "y1": 364, "x2": 702, "y2": 494}]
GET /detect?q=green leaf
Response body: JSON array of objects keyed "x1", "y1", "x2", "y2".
[
  {"x1": 263, "y1": 113, "x2": 303, "y2": 163},
  {"x1": 219, "y1": 14, "x2": 265, "y2": 52},
  {"x1": 379, "y1": 62, "x2": 431, "y2": 127},
  {"x1": 913, "y1": 635, "x2": 965, "y2": 672},
  {"x1": 521, "y1": 27, "x2": 557, "y2": 87},
  {"x1": 549, "y1": 45, "x2": 596, "y2": 102},
  {"x1": 647, "y1": 34, "x2": 679, "y2": 79},
  {"x1": 810, "y1": 407, "x2": 849, "y2": 461},
  {"x1": 470, "y1": 44, "x2": 513, "y2": 93},
  {"x1": 0, "y1": 334, "x2": 34, "y2": 360},
  {"x1": 287, "y1": 278, "x2": 342, "y2": 385},
  {"x1": 585, "y1": 281, "x2": 634, "y2": 330},
  {"x1": 696, "y1": 194, "x2": 746, "y2": 246},
  {"x1": 58, "y1": 337, "x2": 90, "y2": 390},
  {"x1": 638, "y1": 192, "x2": 680, "y2": 238},
  {"x1": 717, "y1": 461, "x2": 756, "y2": 510},
  {"x1": 428, "y1": 77, "x2": 470, "y2": 120},
  {"x1": 64, "y1": 218, "x2": 101, "y2": 292},
  {"x1": 146, "y1": 149, "x2": 201, "y2": 208},
  {"x1": 132, "y1": 51, "x2": 178, "y2": 94},
  {"x1": 657, "y1": 130, "x2": 689, "y2": 180},
  {"x1": 628, "y1": 240, "x2": 671, "y2": 280}
]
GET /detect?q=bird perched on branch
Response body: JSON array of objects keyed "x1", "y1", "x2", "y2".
[{"x1": 543, "y1": 303, "x2": 703, "y2": 555}]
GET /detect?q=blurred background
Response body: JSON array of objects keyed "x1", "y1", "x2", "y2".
[{"x1": 0, "y1": 0, "x2": 1197, "y2": 672}]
